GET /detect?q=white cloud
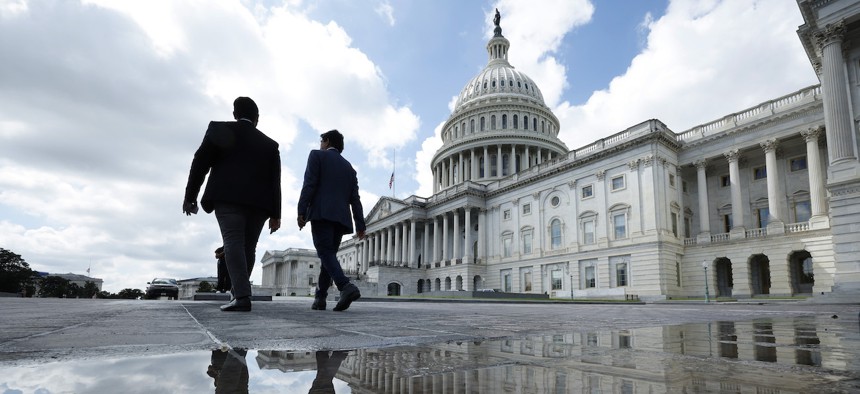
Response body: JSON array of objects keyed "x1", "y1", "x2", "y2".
[
  {"x1": 555, "y1": 0, "x2": 818, "y2": 149},
  {"x1": 0, "y1": 0, "x2": 419, "y2": 292},
  {"x1": 415, "y1": 121, "x2": 445, "y2": 197},
  {"x1": 375, "y1": 0, "x2": 395, "y2": 26}
]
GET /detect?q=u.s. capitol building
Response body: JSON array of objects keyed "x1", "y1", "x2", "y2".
[{"x1": 263, "y1": 0, "x2": 860, "y2": 302}]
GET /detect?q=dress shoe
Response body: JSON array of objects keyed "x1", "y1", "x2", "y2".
[
  {"x1": 220, "y1": 296, "x2": 251, "y2": 312},
  {"x1": 333, "y1": 284, "x2": 360, "y2": 312},
  {"x1": 311, "y1": 295, "x2": 327, "y2": 310}
]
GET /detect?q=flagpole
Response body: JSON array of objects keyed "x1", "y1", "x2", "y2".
[{"x1": 392, "y1": 149, "x2": 396, "y2": 197}]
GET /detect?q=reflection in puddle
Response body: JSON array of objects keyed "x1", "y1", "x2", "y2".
[{"x1": 1, "y1": 316, "x2": 857, "y2": 393}]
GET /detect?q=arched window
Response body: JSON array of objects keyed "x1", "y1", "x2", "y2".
[
  {"x1": 533, "y1": 118, "x2": 537, "y2": 131},
  {"x1": 470, "y1": 119, "x2": 475, "y2": 133},
  {"x1": 480, "y1": 117, "x2": 485, "y2": 131},
  {"x1": 462, "y1": 122, "x2": 466, "y2": 134},
  {"x1": 541, "y1": 121, "x2": 545, "y2": 133},
  {"x1": 513, "y1": 115, "x2": 518, "y2": 129},
  {"x1": 550, "y1": 219, "x2": 562, "y2": 249},
  {"x1": 502, "y1": 114, "x2": 507, "y2": 129},
  {"x1": 491, "y1": 115, "x2": 496, "y2": 130},
  {"x1": 523, "y1": 116, "x2": 528, "y2": 130}
]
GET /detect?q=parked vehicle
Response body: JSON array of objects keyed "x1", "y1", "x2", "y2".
[{"x1": 145, "y1": 278, "x2": 179, "y2": 300}]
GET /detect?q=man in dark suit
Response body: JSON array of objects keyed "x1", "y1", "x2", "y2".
[
  {"x1": 297, "y1": 129, "x2": 366, "y2": 312},
  {"x1": 183, "y1": 96, "x2": 281, "y2": 312}
]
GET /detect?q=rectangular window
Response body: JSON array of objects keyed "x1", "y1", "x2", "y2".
[
  {"x1": 790, "y1": 156, "x2": 807, "y2": 172},
  {"x1": 753, "y1": 166, "x2": 767, "y2": 180},
  {"x1": 502, "y1": 270, "x2": 512, "y2": 292},
  {"x1": 583, "y1": 220, "x2": 595, "y2": 245},
  {"x1": 795, "y1": 201, "x2": 811, "y2": 223},
  {"x1": 682, "y1": 180, "x2": 688, "y2": 193},
  {"x1": 616, "y1": 263, "x2": 628, "y2": 287},
  {"x1": 757, "y1": 207, "x2": 769, "y2": 228},
  {"x1": 613, "y1": 213, "x2": 627, "y2": 239},
  {"x1": 551, "y1": 269, "x2": 562, "y2": 290},
  {"x1": 611, "y1": 175, "x2": 625, "y2": 191},
  {"x1": 676, "y1": 262, "x2": 681, "y2": 287},
  {"x1": 522, "y1": 203, "x2": 531, "y2": 215},
  {"x1": 684, "y1": 216, "x2": 692, "y2": 238},
  {"x1": 585, "y1": 266, "x2": 596, "y2": 288},
  {"x1": 671, "y1": 212, "x2": 678, "y2": 237},
  {"x1": 581, "y1": 185, "x2": 593, "y2": 199},
  {"x1": 523, "y1": 232, "x2": 533, "y2": 254},
  {"x1": 308, "y1": 276, "x2": 315, "y2": 286},
  {"x1": 721, "y1": 175, "x2": 730, "y2": 187},
  {"x1": 503, "y1": 236, "x2": 512, "y2": 257},
  {"x1": 503, "y1": 209, "x2": 511, "y2": 220},
  {"x1": 523, "y1": 271, "x2": 532, "y2": 292},
  {"x1": 669, "y1": 173, "x2": 676, "y2": 187},
  {"x1": 723, "y1": 214, "x2": 733, "y2": 233}
]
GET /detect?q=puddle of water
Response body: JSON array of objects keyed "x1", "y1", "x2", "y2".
[{"x1": 2, "y1": 316, "x2": 858, "y2": 393}]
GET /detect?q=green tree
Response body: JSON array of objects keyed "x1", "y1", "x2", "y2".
[
  {"x1": 97, "y1": 290, "x2": 112, "y2": 299},
  {"x1": 0, "y1": 248, "x2": 37, "y2": 294},
  {"x1": 38, "y1": 276, "x2": 72, "y2": 298},
  {"x1": 79, "y1": 281, "x2": 100, "y2": 298},
  {"x1": 117, "y1": 288, "x2": 144, "y2": 299},
  {"x1": 197, "y1": 281, "x2": 214, "y2": 293}
]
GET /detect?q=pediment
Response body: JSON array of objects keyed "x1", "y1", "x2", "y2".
[{"x1": 365, "y1": 196, "x2": 409, "y2": 224}]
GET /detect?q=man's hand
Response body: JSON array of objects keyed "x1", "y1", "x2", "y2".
[
  {"x1": 297, "y1": 215, "x2": 307, "y2": 230},
  {"x1": 269, "y1": 218, "x2": 281, "y2": 234},
  {"x1": 182, "y1": 200, "x2": 199, "y2": 216}
]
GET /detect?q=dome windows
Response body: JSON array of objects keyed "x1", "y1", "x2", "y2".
[
  {"x1": 502, "y1": 114, "x2": 507, "y2": 129},
  {"x1": 513, "y1": 115, "x2": 519, "y2": 129}
]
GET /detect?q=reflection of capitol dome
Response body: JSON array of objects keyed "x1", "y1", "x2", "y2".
[{"x1": 431, "y1": 11, "x2": 568, "y2": 193}]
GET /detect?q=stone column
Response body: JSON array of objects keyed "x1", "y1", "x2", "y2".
[
  {"x1": 453, "y1": 209, "x2": 460, "y2": 261},
  {"x1": 432, "y1": 167, "x2": 437, "y2": 193},
  {"x1": 802, "y1": 127, "x2": 829, "y2": 228},
  {"x1": 387, "y1": 227, "x2": 394, "y2": 262},
  {"x1": 524, "y1": 146, "x2": 530, "y2": 170},
  {"x1": 447, "y1": 157, "x2": 453, "y2": 188},
  {"x1": 695, "y1": 160, "x2": 711, "y2": 242},
  {"x1": 483, "y1": 146, "x2": 489, "y2": 179},
  {"x1": 423, "y1": 221, "x2": 431, "y2": 267},
  {"x1": 442, "y1": 212, "x2": 449, "y2": 261},
  {"x1": 510, "y1": 145, "x2": 516, "y2": 174},
  {"x1": 394, "y1": 223, "x2": 402, "y2": 264},
  {"x1": 761, "y1": 139, "x2": 785, "y2": 235},
  {"x1": 676, "y1": 167, "x2": 684, "y2": 238},
  {"x1": 815, "y1": 22, "x2": 858, "y2": 171},
  {"x1": 478, "y1": 209, "x2": 486, "y2": 264},
  {"x1": 470, "y1": 149, "x2": 476, "y2": 181},
  {"x1": 464, "y1": 207, "x2": 472, "y2": 264},
  {"x1": 409, "y1": 220, "x2": 416, "y2": 268},
  {"x1": 458, "y1": 152, "x2": 464, "y2": 184},
  {"x1": 496, "y1": 145, "x2": 503, "y2": 177},
  {"x1": 432, "y1": 216, "x2": 439, "y2": 264},
  {"x1": 725, "y1": 149, "x2": 746, "y2": 238}
]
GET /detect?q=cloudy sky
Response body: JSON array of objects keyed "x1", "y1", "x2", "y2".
[{"x1": 0, "y1": 0, "x2": 818, "y2": 293}]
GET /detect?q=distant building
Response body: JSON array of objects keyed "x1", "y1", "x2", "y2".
[
  {"x1": 45, "y1": 273, "x2": 103, "y2": 291},
  {"x1": 266, "y1": 0, "x2": 860, "y2": 301},
  {"x1": 260, "y1": 248, "x2": 322, "y2": 296},
  {"x1": 176, "y1": 277, "x2": 219, "y2": 299}
]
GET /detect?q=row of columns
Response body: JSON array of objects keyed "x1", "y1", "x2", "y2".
[
  {"x1": 433, "y1": 145, "x2": 556, "y2": 192},
  {"x1": 693, "y1": 127, "x2": 827, "y2": 238},
  {"x1": 355, "y1": 207, "x2": 488, "y2": 271}
]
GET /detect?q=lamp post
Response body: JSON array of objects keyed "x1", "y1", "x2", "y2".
[{"x1": 703, "y1": 260, "x2": 710, "y2": 303}]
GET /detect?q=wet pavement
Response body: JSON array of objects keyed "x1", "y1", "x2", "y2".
[{"x1": 0, "y1": 297, "x2": 858, "y2": 393}]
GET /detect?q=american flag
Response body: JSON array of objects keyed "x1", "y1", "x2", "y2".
[{"x1": 388, "y1": 172, "x2": 394, "y2": 189}]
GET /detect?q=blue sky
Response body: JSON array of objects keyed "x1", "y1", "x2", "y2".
[{"x1": 0, "y1": 0, "x2": 817, "y2": 293}]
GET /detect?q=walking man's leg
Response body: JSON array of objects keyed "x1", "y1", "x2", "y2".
[
  {"x1": 311, "y1": 220, "x2": 360, "y2": 311},
  {"x1": 215, "y1": 203, "x2": 254, "y2": 311}
]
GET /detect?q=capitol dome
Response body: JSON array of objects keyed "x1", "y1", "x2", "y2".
[{"x1": 431, "y1": 10, "x2": 568, "y2": 194}]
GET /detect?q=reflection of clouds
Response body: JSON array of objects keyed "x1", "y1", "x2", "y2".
[
  {"x1": 0, "y1": 352, "x2": 212, "y2": 394},
  {"x1": 0, "y1": 350, "x2": 352, "y2": 394}
]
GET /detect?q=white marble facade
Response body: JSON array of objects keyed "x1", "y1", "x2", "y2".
[{"x1": 267, "y1": 0, "x2": 860, "y2": 301}]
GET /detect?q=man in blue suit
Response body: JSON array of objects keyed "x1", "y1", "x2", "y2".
[
  {"x1": 297, "y1": 129, "x2": 366, "y2": 311},
  {"x1": 183, "y1": 97, "x2": 281, "y2": 312}
]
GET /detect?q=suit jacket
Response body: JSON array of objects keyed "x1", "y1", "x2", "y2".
[
  {"x1": 184, "y1": 121, "x2": 281, "y2": 218},
  {"x1": 297, "y1": 148, "x2": 366, "y2": 234}
]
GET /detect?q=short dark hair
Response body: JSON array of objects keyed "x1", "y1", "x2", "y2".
[
  {"x1": 233, "y1": 97, "x2": 258, "y2": 119},
  {"x1": 320, "y1": 129, "x2": 344, "y2": 153}
]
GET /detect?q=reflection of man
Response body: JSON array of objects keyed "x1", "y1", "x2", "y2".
[
  {"x1": 309, "y1": 351, "x2": 348, "y2": 394},
  {"x1": 214, "y1": 246, "x2": 231, "y2": 293},
  {"x1": 297, "y1": 129, "x2": 366, "y2": 312},
  {"x1": 207, "y1": 348, "x2": 249, "y2": 394},
  {"x1": 183, "y1": 97, "x2": 282, "y2": 312}
]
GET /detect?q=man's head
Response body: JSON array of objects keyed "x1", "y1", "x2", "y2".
[
  {"x1": 320, "y1": 129, "x2": 344, "y2": 153},
  {"x1": 232, "y1": 97, "x2": 259, "y2": 124}
]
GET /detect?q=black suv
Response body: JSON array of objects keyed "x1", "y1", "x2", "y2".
[{"x1": 146, "y1": 278, "x2": 179, "y2": 300}]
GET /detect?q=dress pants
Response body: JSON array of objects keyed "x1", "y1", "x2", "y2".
[
  {"x1": 215, "y1": 202, "x2": 268, "y2": 299},
  {"x1": 311, "y1": 220, "x2": 349, "y2": 294}
]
